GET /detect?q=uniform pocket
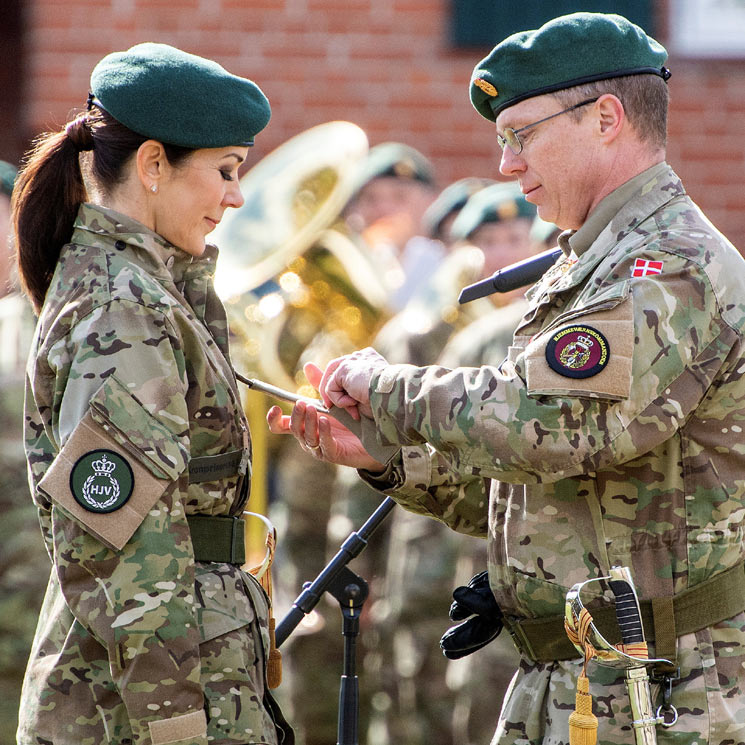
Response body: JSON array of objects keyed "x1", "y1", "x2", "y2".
[
  {"x1": 524, "y1": 289, "x2": 634, "y2": 400},
  {"x1": 88, "y1": 374, "x2": 188, "y2": 480},
  {"x1": 194, "y1": 564, "x2": 260, "y2": 641},
  {"x1": 195, "y1": 565, "x2": 277, "y2": 744}
]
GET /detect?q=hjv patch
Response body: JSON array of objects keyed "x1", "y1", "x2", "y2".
[
  {"x1": 70, "y1": 449, "x2": 134, "y2": 513},
  {"x1": 545, "y1": 324, "x2": 610, "y2": 379}
]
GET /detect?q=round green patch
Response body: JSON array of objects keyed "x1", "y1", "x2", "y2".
[{"x1": 70, "y1": 449, "x2": 134, "y2": 513}]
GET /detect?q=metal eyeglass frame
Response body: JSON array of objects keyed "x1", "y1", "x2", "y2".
[{"x1": 497, "y1": 97, "x2": 600, "y2": 155}]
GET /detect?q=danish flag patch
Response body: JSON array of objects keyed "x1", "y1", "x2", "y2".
[{"x1": 632, "y1": 258, "x2": 663, "y2": 277}]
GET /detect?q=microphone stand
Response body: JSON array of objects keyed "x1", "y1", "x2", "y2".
[
  {"x1": 275, "y1": 496, "x2": 397, "y2": 745},
  {"x1": 233, "y1": 373, "x2": 399, "y2": 741}
]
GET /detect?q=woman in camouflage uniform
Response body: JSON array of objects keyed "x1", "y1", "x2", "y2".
[{"x1": 11, "y1": 43, "x2": 291, "y2": 745}]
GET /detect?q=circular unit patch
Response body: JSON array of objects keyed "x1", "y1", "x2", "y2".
[
  {"x1": 70, "y1": 449, "x2": 134, "y2": 513},
  {"x1": 545, "y1": 324, "x2": 610, "y2": 379}
]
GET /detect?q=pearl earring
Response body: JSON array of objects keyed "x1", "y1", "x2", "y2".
[{"x1": 150, "y1": 184, "x2": 158, "y2": 193}]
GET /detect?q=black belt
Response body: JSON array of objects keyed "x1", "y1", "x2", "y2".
[{"x1": 186, "y1": 515, "x2": 245, "y2": 565}]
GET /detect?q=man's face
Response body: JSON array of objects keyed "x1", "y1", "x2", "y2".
[
  {"x1": 345, "y1": 176, "x2": 434, "y2": 234},
  {"x1": 496, "y1": 94, "x2": 600, "y2": 231},
  {"x1": 469, "y1": 217, "x2": 533, "y2": 278}
]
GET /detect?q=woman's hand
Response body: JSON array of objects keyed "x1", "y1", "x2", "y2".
[{"x1": 266, "y1": 362, "x2": 385, "y2": 471}]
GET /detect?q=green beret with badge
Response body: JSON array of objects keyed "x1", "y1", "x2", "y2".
[
  {"x1": 0, "y1": 160, "x2": 17, "y2": 198},
  {"x1": 422, "y1": 177, "x2": 496, "y2": 239},
  {"x1": 450, "y1": 181, "x2": 536, "y2": 242},
  {"x1": 89, "y1": 42, "x2": 271, "y2": 148},
  {"x1": 470, "y1": 12, "x2": 669, "y2": 121},
  {"x1": 351, "y1": 141, "x2": 435, "y2": 196}
]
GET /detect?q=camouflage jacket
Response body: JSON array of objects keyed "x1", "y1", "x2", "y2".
[
  {"x1": 364, "y1": 163, "x2": 745, "y2": 744},
  {"x1": 20, "y1": 205, "x2": 284, "y2": 745}
]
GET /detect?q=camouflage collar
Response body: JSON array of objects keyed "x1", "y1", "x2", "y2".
[
  {"x1": 527, "y1": 163, "x2": 686, "y2": 300},
  {"x1": 569, "y1": 162, "x2": 674, "y2": 257},
  {"x1": 72, "y1": 204, "x2": 219, "y2": 283}
]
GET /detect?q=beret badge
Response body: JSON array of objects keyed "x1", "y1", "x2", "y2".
[
  {"x1": 474, "y1": 78, "x2": 498, "y2": 97},
  {"x1": 497, "y1": 200, "x2": 519, "y2": 220},
  {"x1": 393, "y1": 159, "x2": 417, "y2": 179}
]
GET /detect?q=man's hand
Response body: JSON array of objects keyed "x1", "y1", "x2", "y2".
[
  {"x1": 266, "y1": 362, "x2": 385, "y2": 472},
  {"x1": 318, "y1": 347, "x2": 389, "y2": 421}
]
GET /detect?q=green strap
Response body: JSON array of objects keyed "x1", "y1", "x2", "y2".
[
  {"x1": 186, "y1": 515, "x2": 245, "y2": 565},
  {"x1": 188, "y1": 450, "x2": 244, "y2": 484},
  {"x1": 505, "y1": 562, "x2": 745, "y2": 663},
  {"x1": 652, "y1": 596, "x2": 677, "y2": 669}
]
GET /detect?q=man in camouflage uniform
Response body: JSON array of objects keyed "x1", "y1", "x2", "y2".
[
  {"x1": 273, "y1": 12, "x2": 745, "y2": 745},
  {"x1": 0, "y1": 161, "x2": 49, "y2": 745}
]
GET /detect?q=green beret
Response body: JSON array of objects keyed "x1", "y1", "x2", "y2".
[
  {"x1": 90, "y1": 42, "x2": 271, "y2": 148},
  {"x1": 422, "y1": 177, "x2": 495, "y2": 239},
  {"x1": 530, "y1": 215, "x2": 560, "y2": 246},
  {"x1": 0, "y1": 160, "x2": 17, "y2": 198},
  {"x1": 470, "y1": 12, "x2": 669, "y2": 121},
  {"x1": 352, "y1": 142, "x2": 435, "y2": 194},
  {"x1": 450, "y1": 181, "x2": 536, "y2": 242}
]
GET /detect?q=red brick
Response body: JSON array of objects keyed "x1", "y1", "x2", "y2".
[
  {"x1": 307, "y1": 0, "x2": 373, "y2": 11},
  {"x1": 14, "y1": 0, "x2": 745, "y2": 258}
]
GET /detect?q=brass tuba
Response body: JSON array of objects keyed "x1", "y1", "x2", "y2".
[
  {"x1": 212, "y1": 120, "x2": 390, "y2": 393},
  {"x1": 211, "y1": 122, "x2": 392, "y2": 561}
]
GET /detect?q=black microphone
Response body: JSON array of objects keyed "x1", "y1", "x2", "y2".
[{"x1": 458, "y1": 247, "x2": 563, "y2": 304}]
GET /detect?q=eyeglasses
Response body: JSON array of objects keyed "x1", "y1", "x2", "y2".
[{"x1": 497, "y1": 97, "x2": 599, "y2": 155}]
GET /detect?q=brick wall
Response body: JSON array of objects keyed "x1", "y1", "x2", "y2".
[{"x1": 13, "y1": 0, "x2": 745, "y2": 250}]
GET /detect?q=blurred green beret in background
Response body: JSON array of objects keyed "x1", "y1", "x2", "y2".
[
  {"x1": 352, "y1": 142, "x2": 436, "y2": 195},
  {"x1": 90, "y1": 42, "x2": 271, "y2": 148},
  {"x1": 451, "y1": 181, "x2": 536, "y2": 242},
  {"x1": 470, "y1": 12, "x2": 669, "y2": 121},
  {"x1": 422, "y1": 177, "x2": 495, "y2": 239},
  {"x1": 530, "y1": 214, "x2": 560, "y2": 247},
  {"x1": 0, "y1": 160, "x2": 17, "y2": 198}
]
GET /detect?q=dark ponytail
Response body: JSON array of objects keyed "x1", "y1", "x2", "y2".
[
  {"x1": 12, "y1": 106, "x2": 193, "y2": 313},
  {"x1": 12, "y1": 114, "x2": 90, "y2": 312}
]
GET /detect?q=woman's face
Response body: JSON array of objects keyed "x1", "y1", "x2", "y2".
[{"x1": 152, "y1": 146, "x2": 248, "y2": 257}]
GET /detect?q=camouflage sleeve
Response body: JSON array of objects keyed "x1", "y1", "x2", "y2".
[
  {"x1": 360, "y1": 444, "x2": 490, "y2": 537},
  {"x1": 37, "y1": 298, "x2": 207, "y2": 744},
  {"x1": 368, "y1": 251, "x2": 738, "y2": 486}
]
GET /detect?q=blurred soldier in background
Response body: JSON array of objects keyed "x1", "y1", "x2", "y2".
[
  {"x1": 0, "y1": 160, "x2": 47, "y2": 745},
  {"x1": 358, "y1": 181, "x2": 544, "y2": 745},
  {"x1": 372, "y1": 176, "x2": 496, "y2": 366},
  {"x1": 269, "y1": 141, "x2": 443, "y2": 744},
  {"x1": 278, "y1": 141, "x2": 442, "y2": 745},
  {"x1": 437, "y1": 195, "x2": 558, "y2": 745},
  {"x1": 211, "y1": 127, "x2": 441, "y2": 745},
  {"x1": 451, "y1": 181, "x2": 540, "y2": 278},
  {"x1": 343, "y1": 142, "x2": 440, "y2": 312},
  {"x1": 0, "y1": 161, "x2": 16, "y2": 298},
  {"x1": 440, "y1": 212, "x2": 560, "y2": 369}
]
